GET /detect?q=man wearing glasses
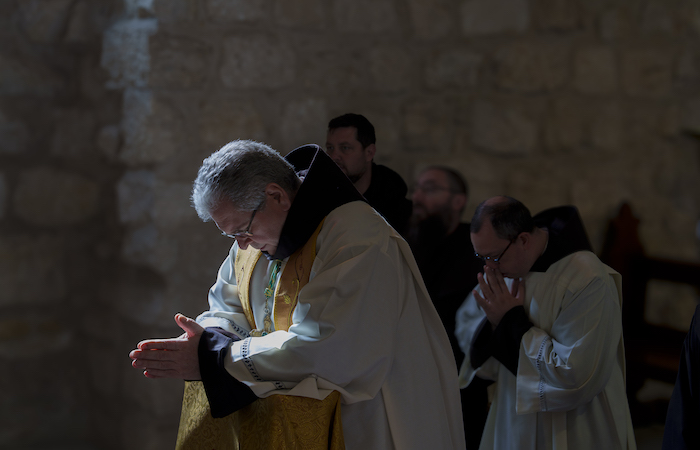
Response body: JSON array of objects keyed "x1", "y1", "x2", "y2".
[
  {"x1": 455, "y1": 196, "x2": 636, "y2": 450},
  {"x1": 129, "y1": 140, "x2": 465, "y2": 449},
  {"x1": 405, "y1": 166, "x2": 488, "y2": 450}
]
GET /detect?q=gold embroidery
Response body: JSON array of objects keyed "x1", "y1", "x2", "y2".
[
  {"x1": 176, "y1": 219, "x2": 341, "y2": 449},
  {"x1": 176, "y1": 382, "x2": 344, "y2": 450}
]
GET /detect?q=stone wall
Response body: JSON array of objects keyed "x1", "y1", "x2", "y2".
[{"x1": 1, "y1": 0, "x2": 700, "y2": 448}]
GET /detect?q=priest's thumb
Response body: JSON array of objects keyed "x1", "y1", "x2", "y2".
[{"x1": 175, "y1": 313, "x2": 204, "y2": 338}]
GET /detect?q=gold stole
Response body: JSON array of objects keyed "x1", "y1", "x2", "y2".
[{"x1": 176, "y1": 220, "x2": 345, "y2": 450}]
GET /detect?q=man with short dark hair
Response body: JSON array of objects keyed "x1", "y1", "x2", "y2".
[
  {"x1": 129, "y1": 140, "x2": 465, "y2": 450},
  {"x1": 325, "y1": 113, "x2": 411, "y2": 232},
  {"x1": 405, "y1": 166, "x2": 488, "y2": 450},
  {"x1": 456, "y1": 196, "x2": 636, "y2": 450}
]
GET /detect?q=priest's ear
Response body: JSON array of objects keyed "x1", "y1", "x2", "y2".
[
  {"x1": 515, "y1": 231, "x2": 531, "y2": 248},
  {"x1": 264, "y1": 182, "x2": 293, "y2": 212}
]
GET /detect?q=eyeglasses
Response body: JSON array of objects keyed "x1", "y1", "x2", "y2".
[
  {"x1": 474, "y1": 240, "x2": 513, "y2": 264},
  {"x1": 221, "y1": 200, "x2": 264, "y2": 239}
]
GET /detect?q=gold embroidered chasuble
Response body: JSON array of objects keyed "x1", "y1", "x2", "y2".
[{"x1": 176, "y1": 221, "x2": 345, "y2": 450}]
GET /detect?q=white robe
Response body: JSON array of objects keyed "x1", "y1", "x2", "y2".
[
  {"x1": 456, "y1": 251, "x2": 637, "y2": 450},
  {"x1": 197, "y1": 201, "x2": 465, "y2": 450}
]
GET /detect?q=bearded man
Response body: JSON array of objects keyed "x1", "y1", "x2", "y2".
[{"x1": 406, "y1": 166, "x2": 487, "y2": 450}]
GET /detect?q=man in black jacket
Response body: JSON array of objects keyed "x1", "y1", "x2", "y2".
[
  {"x1": 405, "y1": 166, "x2": 487, "y2": 449},
  {"x1": 325, "y1": 113, "x2": 411, "y2": 233}
]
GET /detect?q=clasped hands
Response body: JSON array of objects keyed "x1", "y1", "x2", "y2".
[
  {"x1": 473, "y1": 266, "x2": 526, "y2": 328},
  {"x1": 129, "y1": 313, "x2": 204, "y2": 380}
]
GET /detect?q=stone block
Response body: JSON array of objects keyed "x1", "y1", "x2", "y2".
[
  {"x1": 81, "y1": 307, "x2": 127, "y2": 341},
  {"x1": 407, "y1": 0, "x2": 454, "y2": 40},
  {"x1": 545, "y1": 98, "x2": 623, "y2": 154},
  {"x1": 652, "y1": 145, "x2": 700, "y2": 214},
  {"x1": 531, "y1": 0, "x2": 579, "y2": 30},
  {"x1": 96, "y1": 124, "x2": 122, "y2": 161},
  {"x1": 543, "y1": 97, "x2": 585, "y2": 152},
  {"x1": 0, "y1": 109, "x2": 29, "y2": 154},
  {"x1": 590, "y1": 102, "x2": 623, "y2": 151},
  {"x1": 153, "y1": 0, "x2": 198, "y2": 24},
  {"x1": 633, "y1": 193, "x2": 699, "y2": 259},
  {"x1": 197, "y1": 98, "x2": 267, "y2": 151},
  {"x1": 14, "y1": 167, "x2": 100, "y2": 226},
  {"x1": 681, "y1": 1, "x2": 700, "y2": 35},
  {"x1": 640, "y1": 0, "x2": 675, "y2": 36},
  {"x1": 0, "y1": 53, "x2": 64, "y2": 96},
  {"x1": 0, "y1": 315, "x2": 73, "y2": 359},
  {"x1": 472, "y1": 99, "x2": 538, "y2": 155},
  {"x1": 63, "y1": 0, "x2": 90, "y2": 44},
  {"x1": 205, "y1": 0, "x2": 271, "y2": 22},
  {"x1": 50, "y1": 108, "x2": 97, "y2": 158},
  {"x1": 362, "y1": 111, "x2": 400, "y2": 156},
  {"x1": 0, "y1": 173, "x2": 5, "y2": 220},
  {"x1": 505, "y1": 158, "x2": 570, "y2": 214},
  {"x1": 102, "y1": 18, "x2": 158, "y2": 89},
  {"x1": 121, "y1": 223, "x2": 157, "y2": 266},
  {"x1": 495, "y1": 41, "x2": 569, "y2": 92},
  {"x1": 296, "y1": 39, "x2": 370, "y2": 91},
  {"x1": 680, "y1": 97, "x2": 700, "y2": 134},
  {"x1": 149, "y1": 34, "x2": 211, "y2": 89},
  {"x1": 677, "y1": 47, "x2": 700, "y2": 87},
  {"x1": 333, "y1": 0, "x2": 399, "y2": 33},
  {"x1": 120, "y1": 89, "x2": 184, "y2": 165},
  {"x1": 18, "y1": 0, "x2": 74, "y2": 43},
  {"x1": 117, "y1": 170, "x2": 155, "y2": 224},
  {"x1": 369, "y1": 46, "x2": 413, "y2": 93},
  {"x1": 274, "y1": 0, "x2": 324, "y2": 28},
  {"x1": 621, "y1": 49, "x2": 673, "y2": 98},
  {"x1": 125, "y1": 0, "x2": 156, "y2": 17},
  {"x1": 571, "y1": 163, "x2": 634, "y2": 250},
  {"x1": 599, "y1": 6, "x2": 635, "y2": 42},
  {"x1": 629, "y1": 103, "x2": 679, "y2": 138},
  {"x1": 425, "y1": 49, "x2": 483, "y2": 89},
  {"x1": 403, "y1": 98, "x2": 455, "y2": 154},
  {"x1": 573, "y1": 46, "x2": 617, "y2": 95},
  {"x1": 279, "y1": 98, "x2": 328, "y2": 153},
  {"x1": 0, "y1": 234, "x2": 66, "y2": 307},
  {"x1": 152, "y1": 181, "x2": 197, "y2": 228},
  {"x1": 449, "y1": 153, "x2": 507, "y2": 212},
  {"x1": 220, "y1": 34, "x2": 294, "y2": 89},
  {"x1": 460, "y1": 0, "x2": 529, "y2": 35},
  {"x1": 100, "y1": 263, "x2": 167, "y2": 325},
  {"x1": 121, "y1": 224, "x2": 179, "y2": 273}
]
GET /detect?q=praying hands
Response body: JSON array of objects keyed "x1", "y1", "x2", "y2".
[{"x1": 129, "y1": 313, "x2": 204, "y2": 380}]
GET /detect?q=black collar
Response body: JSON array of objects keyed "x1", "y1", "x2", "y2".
[
  {"x1": 529, "y1": 206, "x2": 593, "y2": 272},
  {"x1": 267, "y1": 145, "x2": 365, "y2": 260}
]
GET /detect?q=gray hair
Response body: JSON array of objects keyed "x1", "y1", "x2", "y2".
[{"x1": 191, "y1": 140, "x2": 301, "y2": 221}]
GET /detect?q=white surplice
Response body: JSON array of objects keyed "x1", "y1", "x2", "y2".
[
  {"x1": 197, "y1": 201, "x2": 465, "y2": 450},
  {"x1": 456, "y1": 251, "x2": 637, "y2": 450}
]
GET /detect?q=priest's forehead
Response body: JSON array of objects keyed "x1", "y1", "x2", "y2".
[{"x1": 471, "y1": 219, "x2": 508, "y2": 254}]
